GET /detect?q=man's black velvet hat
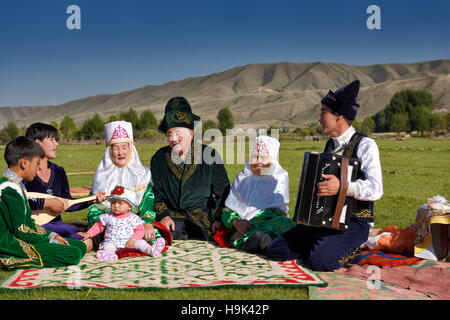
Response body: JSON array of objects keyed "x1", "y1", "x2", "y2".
[{"x1": 321, "y1": 80, "x2": 360, "y2": 121}]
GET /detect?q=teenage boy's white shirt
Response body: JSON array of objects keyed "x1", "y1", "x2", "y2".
[{"x1": 329, "y1": 126, "x2": 383, "y2": 202}]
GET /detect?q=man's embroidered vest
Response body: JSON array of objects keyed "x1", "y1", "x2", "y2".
[{"x1": 324, "y1": 132, "x2": 374, "y2": 224}]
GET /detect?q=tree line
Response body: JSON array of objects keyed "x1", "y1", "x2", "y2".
[
  {"x1": 1, "y1": 89, "x2": 449, "y2": 143},
  {"x1": 290, "y1": 88, "x2": 449, "y2": 137},
  {"x1": 371, "y1": 89, "x2": 449, "y2": 135},
  {"x1": 0, "y1": 107, "x2": 235, "y2": 143}
]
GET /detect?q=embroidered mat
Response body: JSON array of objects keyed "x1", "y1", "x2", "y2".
[{"x1": 0, "y1": 240, "x2": 326, "y2": 290}]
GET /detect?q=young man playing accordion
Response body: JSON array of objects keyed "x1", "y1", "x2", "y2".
[{"x1": 266, "y1": 80, "x2": 383, "y2": 271}]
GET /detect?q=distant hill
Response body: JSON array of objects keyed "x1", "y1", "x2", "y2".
[{"x1": 1, "y1": 59, "x2": 449, "y2": 130}]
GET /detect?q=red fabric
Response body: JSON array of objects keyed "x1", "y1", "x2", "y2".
[
  {"x1": 111, "y1": 186, "x2": 125, "y2": 196},
  {"x1": 116, "y1": 221, "x2": 173, "y2": 259},
  {"x1": 116, "y1": 248, "x2": 148, "y2": 258},
  {"x1": 153, "y1": 221, "x2": 172, "y2": 246},
  {"x1": 213, "y1": 222, "x2": 234, "y2": 248},
  {"x1": 360, "y1": 250, "x2": 420, "y2": 268}
]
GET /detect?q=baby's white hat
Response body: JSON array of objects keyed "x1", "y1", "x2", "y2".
[{"x1": 107, "y1": 185, "x2": 137, "y2": 208}]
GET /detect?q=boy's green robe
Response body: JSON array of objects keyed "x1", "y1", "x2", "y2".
[
  {"x1": 0, "y1": 177, "x2": 86, "y2": 269},
  {"x1": 150, "y1": 143, "x2": 230, "y2": 240}
]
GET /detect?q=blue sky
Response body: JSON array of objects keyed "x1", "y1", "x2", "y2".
[{"x1": 0, "y1": 0, "x2": 449, "y2": 106}]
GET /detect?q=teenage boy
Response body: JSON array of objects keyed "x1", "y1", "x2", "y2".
[{"x1": 0, "y1": 136, "x2": 86, "y2": 269}]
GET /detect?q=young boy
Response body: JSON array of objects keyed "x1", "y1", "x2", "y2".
[
  {"x1": 80, "y1": 186, "x2": 166, "y2": 263},
  {"x1": 0, "y1": 136, "x2": 86, "y2": 269}
]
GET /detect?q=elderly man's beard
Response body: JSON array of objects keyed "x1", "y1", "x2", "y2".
[{"x1": 171, "y1": 143, "x2": 183, "y2": 155}]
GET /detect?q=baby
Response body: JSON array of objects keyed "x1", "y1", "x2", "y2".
[{"x1": 81, "y1": 186, "x2": 165, "y2": 262}]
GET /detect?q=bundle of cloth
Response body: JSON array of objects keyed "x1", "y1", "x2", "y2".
[
  {"x1": 363, "y1": 195, "x2": 449, "y2": 259},
  {"x1": 363, "y1": 224, "x2": 415, "y2": 254}
]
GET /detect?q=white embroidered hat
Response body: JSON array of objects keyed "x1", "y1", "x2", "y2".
[
  {"x1": 106, "y1": 185, "x2": 137, "y2": 208},
  {"x1": 104, "y1": 121, "x2": 133, "y2": 146},
  {"x1": 225, "y1": 135, "x2": 289, "y2": 220},
  {"x1": 252, "y1": 135, "x2": 280, "y2": 161}
]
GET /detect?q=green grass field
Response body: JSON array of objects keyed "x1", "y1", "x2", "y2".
[{"x1": 0, "y1": 136, "x2": 449, "y2": 300}]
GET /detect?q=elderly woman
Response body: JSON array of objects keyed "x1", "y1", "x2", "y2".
[
  {"x1": 219, "y1": 135, "x2": 296, "y2": 253},
  {"x1": 87, "y1": 121, "x2": 164, "y2": 250}
]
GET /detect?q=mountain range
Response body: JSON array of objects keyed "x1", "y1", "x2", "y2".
[{"x1": 1, "y1": 59, "x2": 449, "y2": 130}]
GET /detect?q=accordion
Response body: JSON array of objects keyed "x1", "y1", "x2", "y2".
[{"x1": 293, "y1": 152, "x2": 360, "y2": 231}]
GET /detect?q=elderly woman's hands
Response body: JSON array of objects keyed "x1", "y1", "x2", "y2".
[
  {"x1": 143, "y1": 223, "x2": 156, "y2": 241},
  {"x1": 93, "y1": 192, "x2": 107, "y2": 204},
  {"x1": 230, "y1": 219, "x2": 253, "y2": 241},
  {"x1": 233, "y1": 219, "x2": 252, "y2": 235}
]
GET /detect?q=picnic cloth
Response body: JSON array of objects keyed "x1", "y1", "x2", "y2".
[
  {"x1": 309, "y1": 270, "x2": 432, "y2": 300},
  {"x1": 311, "y1": 259, "x2": 449, "y2": 300},
  {"x1": 342, "y1": 260, "x2": 450, "y2": 300},
  {"x1": 0, "y1": 240, "x2": 326, "y2": 290}
]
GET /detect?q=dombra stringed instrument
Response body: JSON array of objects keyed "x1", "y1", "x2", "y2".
[
  {"x1": 293, "y1": 152, "x2": 360, "y2": 231},
  {"x1": 29, "y1": 185, "x2": 147, "y2": 226}
]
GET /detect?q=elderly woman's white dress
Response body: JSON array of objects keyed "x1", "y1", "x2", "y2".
[
  {"x1": 221, "y1": 136, "x2": 296, "y2": 249},
  {"x1": 87, "y1": 121, "x2": 157, "y2": 231}
]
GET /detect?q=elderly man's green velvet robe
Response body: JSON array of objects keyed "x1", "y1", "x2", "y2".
[{"x1": 150, "y1": 142, "x2": 230, "y2": 240}]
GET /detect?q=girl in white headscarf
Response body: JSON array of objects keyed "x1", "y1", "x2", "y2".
[
  {"x1": 88, "y1": 121, "x2": 163, "y2": 247},
  {"x1": 221, "y1": 136, "x2": 296, "y2": 253}
]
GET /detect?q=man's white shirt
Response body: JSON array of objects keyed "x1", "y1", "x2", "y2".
[{"x1": 329, "y1": 126, "x2": 383, "y2": 202}]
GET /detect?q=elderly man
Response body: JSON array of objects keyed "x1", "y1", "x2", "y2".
[
  {"x1": 151, "y1": 97, "x2": 230, "y2": 240},
  {"x1": 266, "y1": 80, "x2": 383, "y2": 271}
]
